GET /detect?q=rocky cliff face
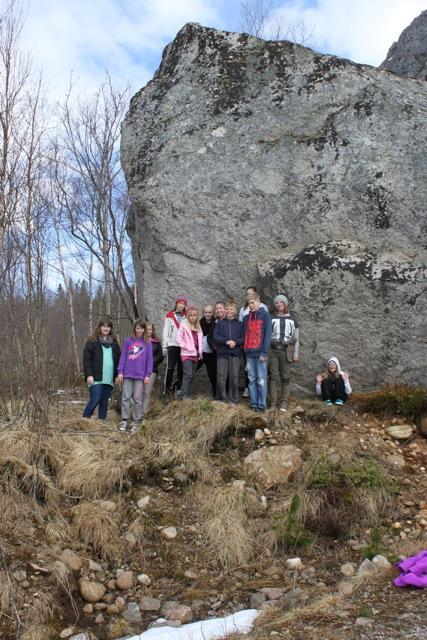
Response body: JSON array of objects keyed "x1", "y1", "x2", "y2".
[
  {"x1": 380, "y1": 10, "x2": 427, "y2": 80},
  {"x1": 121, "y1": 23, "x2": 426, "y2": 391}
]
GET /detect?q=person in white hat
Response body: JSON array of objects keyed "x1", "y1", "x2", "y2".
[
  {"x1": 269, "y1": 294, "x2": 299, "y2": 413},
  {"x1": 316, "y1": 357, "x2": 352, "y2": 405}
]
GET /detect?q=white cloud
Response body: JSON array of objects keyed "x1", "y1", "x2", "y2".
[
  {"x1": 274, "y1": 0, "x2": 426, "y2": 65},
  {"x1": 23, "y1": 0, "x2": 222, "y2": 100},
  {"x1": 21, "y1": 0, "x2": 426, "y2": 104}
]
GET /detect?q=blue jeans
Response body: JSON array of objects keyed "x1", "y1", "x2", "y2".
[
  {"x1": 83, "y1": 384, "x2": 113, "y2": 420},
  {"x1": 245, "y1": 356, "x2": 268, "y2": 409}
]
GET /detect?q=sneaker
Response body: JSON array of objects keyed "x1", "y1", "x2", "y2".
[
  {"x1": 280, "y1": 402, "x2": 288, "y2": 413},
  {"x1": 257, "y1": 407, "x2": 266, "y2": 413},
  {"x1": 334, "y1": 399, "x2": 344, "y2": 406},
  {"x1": 242, "y1": 387, "x2": 249, "y2": 398},
  {"x1": 117, "y1": 420, "x2": 128, "y2": 432},
  {"x1": 130, "y1": 421, "x2": 140, "y2": 433},
  {"x1": 324, "y1": 400, "x2": 333, "y2": 406}
]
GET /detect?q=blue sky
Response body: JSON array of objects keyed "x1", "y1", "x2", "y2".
[{"x1": 23, "y1": 0, "x2": 426, "y2": 101}]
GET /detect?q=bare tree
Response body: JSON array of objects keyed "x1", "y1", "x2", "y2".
[
  {"x1": 0, "y1": 0, "x2": 32, "y2": 254},
  {"x1": 240, "y1": 0, "x2": 314, "y2": 44},
  {"x1": 56, "y1": 76, "x2": 138, "y2": 322}
]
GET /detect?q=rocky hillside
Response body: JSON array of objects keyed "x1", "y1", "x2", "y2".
[
  {"x1": 121, "y1": 22, "x2": 426, "y2": 392},
  {"x1": 0, "y1": 391, "x2": 426, "y2": 639},
  {"x1": 380, "y1": 10, "x2": 427, "y2": 79}
]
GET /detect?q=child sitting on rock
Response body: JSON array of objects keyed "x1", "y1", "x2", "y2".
[{"x1": 316, "y1": 357, "x2": 352, "y2": 405}]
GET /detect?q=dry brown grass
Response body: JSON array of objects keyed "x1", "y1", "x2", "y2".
[
  {"x1": 0, "y1": 456, "x2": 58, "y2": 505},
  {"x1": 256, "y1": 594, "x2": 343, "y2": 632},
  {"x1": 57, "y1": 416, "x2": 108, "y2": 431},
  {"x1": 196, "y1": 484, "x2": 253, "y2": 569},
  {"x1": 57, "y1": 436, "x2": 132, "y2": 498},
  {"x1": 70, "y1": 501, "x2": 120, "y2": 559},
  {"x1": 126, "y1": 514, "x2": 145, "y2": 544},
  {"x1": 135, "y1": 399, "x2": 254, "y2": 480},
  {"x1": 0, "y1": 487, "x2": 41, "y2": 542},
  {"x1": 23, "y1": 590, "x2": 57, "y2": 628},
  {"x1": 0, "y1": 569, "x2": 11, "y2": 616},
  {"x1": 21, "y1": 625, "x2": 57, "y2": 640},
  {"x1": 45, "y1": 515, "x2": 72, "y2": 546},
  {"x1": 106, "y1": 619, "x2": 133, "y2": 639}
]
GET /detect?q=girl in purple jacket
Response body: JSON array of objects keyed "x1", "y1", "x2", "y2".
[{"x1": 117, "y1": 320, "x2": 153, "y2": 433}]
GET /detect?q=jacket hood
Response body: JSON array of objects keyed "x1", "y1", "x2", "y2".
[{"x1": 327, "y1": 357, "x2": 343, "y2": 373}]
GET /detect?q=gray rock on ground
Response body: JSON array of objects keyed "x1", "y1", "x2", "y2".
[
  {"x1": 243, "y1": 445, "x2": 302, "y2": 487},
  {"x1": 121, "y1": 22, "x2": 426, "y2": 392}
]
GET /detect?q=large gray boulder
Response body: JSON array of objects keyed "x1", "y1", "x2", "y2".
[
  {"x1": 121, "y1": 23, "x2": 426, "y2": 391},
  {"x1": 380, "y1": 10, "x2": 427, "y2": 80}
]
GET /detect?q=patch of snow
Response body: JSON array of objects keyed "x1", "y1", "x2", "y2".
[{"x1": 122, "y1": 609, "x2": 258, "y2": 640}]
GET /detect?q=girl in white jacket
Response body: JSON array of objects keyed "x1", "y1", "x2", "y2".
[
  {"x1": 316, "y1": 357, "x2": 352, "y2": 405},
  {"x1": 162, "y1": 297, "x2": 187, "y2": 395}
]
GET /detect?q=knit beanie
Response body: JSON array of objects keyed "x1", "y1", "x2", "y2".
[
  {"x1": 274, "y1": 294, "x2": 288, "y2": 306},
  {"x1": 175, "y1": 297, "x2": 187, "y2": 307}
]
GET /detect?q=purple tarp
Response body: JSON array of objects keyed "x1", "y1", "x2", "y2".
[{"x1": 394, "y1": 549, "x2": 427, "y2": 588}]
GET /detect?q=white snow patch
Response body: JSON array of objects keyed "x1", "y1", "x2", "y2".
[{"x1": 123, "y1": 609, "x2": 258, "y2": 640}]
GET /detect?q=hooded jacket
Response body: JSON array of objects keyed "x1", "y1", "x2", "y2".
[
  {"x1": 316, "y1": 357, "x2": 352, "y2": 395},
  {"x1": 243, "y1": 307, "x2": 272, "y2": 358}
]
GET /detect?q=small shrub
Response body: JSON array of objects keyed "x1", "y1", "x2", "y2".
[
  {"x1": 353, "y1": 385, "x2": 426, "y2": 418},
  {"x1": 272, "y1": 495, "x2": 313, "y2": 549},
  {"x1": 341, "y1": 459, "x2": 388, "y2": 489},
  {"x1": 357, "y1": 604, "x2": 373, "y2": 618},
  {"x1": 307, "y1": 459, "x2": 335, "y2": 488},
  {"x1": 361, "y1": 528, "x2": 386, "y2": 560},
  {"x1": 308, "y1": 456, "x2": 390, "y2": 491},
  {"x1": 298, "y1": 452, "x2": 395, "y2": 538}
]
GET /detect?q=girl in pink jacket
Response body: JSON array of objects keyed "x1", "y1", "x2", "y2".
[{"x1": 176, "y1": 306, "x2": 203, "y2": 399}]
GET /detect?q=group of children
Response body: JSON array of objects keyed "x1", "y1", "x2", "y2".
[{"x1": 82, "y1": 286, "x2": 352, "y2": 429}]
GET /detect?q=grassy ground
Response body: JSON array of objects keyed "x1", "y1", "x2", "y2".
[{"x1": 0, "y1": 388, "x2": 426, "y2": 639}]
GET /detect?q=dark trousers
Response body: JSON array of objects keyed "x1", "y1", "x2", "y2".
[
  {"x1": 321, "y1": 377, "x2": 347, "y2": 403},
  {"x1": 269, "y1": 348, "x2": 291, "y2": 405},
  {"x1": 197, "y1": 352, "x2": 217, "y2": 397},
  {"x1": 217, "y1": 357, "x2": 240, "y2": 404},
  {"x1": 164, "y1": 346, "x2": 183, "y2": 393},
  {"x1": 181, "y1": 359, "x2": 198, "y2": 397},
  {"x1": 83, "y1": 384, "x2": 113, "y2": 419}
]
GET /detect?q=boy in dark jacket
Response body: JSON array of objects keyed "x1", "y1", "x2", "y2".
[
  {"x1": 243, "y1": 294, "x2": 272, "y2": 411},
  {"x1": 213, "y1": 300, "x2": 244, "y2": 404}
]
